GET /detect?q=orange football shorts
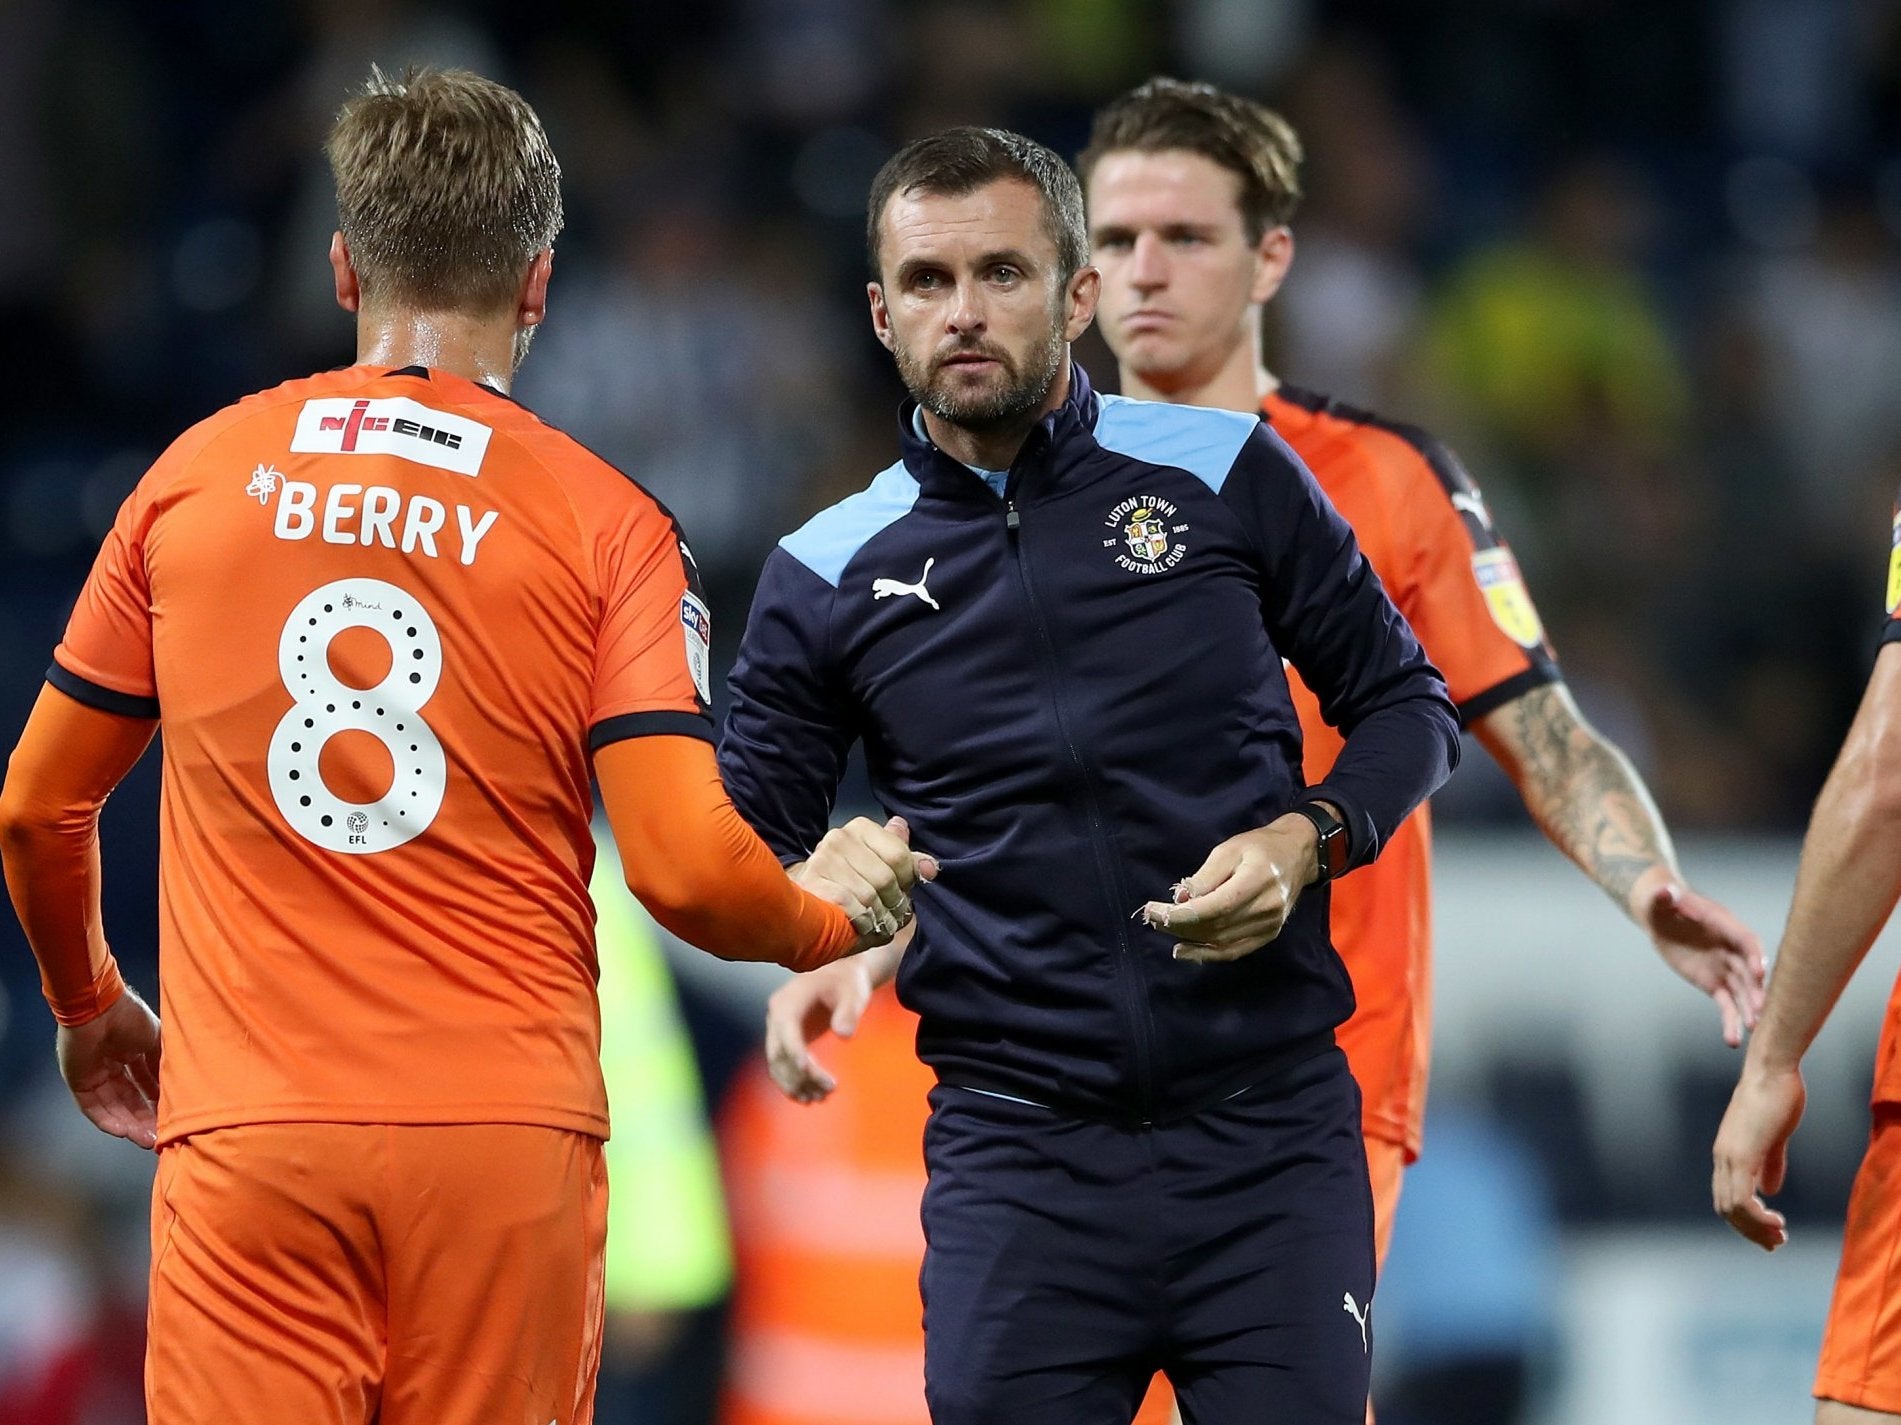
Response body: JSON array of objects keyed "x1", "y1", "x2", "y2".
[
  {"x1": 146, "y1": 1121, "x2": 606, "y2": 1425},
  {"x1": 1817, "y1": 1104, "x2": 1901, "y2": 1413}
]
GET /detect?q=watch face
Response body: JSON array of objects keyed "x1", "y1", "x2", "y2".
[
  {"x1": 1296, "y1": 803, "x2": 1346, "y2": 878},
  {"x1": 1323, "y1": 830, "x2": 1347, "y2": 875}
]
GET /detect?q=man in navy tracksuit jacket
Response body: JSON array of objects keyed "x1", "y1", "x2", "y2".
[{"x1": 720, "y1": 129, "x2": 1460, "y2": 1424}]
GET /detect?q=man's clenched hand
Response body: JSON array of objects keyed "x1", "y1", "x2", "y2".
[
  {"x1": 793, "y1": 815, "x2": 938, "y2": 950},
  {"x1": 1139, "y1": 812, "x2": 1323, "y2": 964}
]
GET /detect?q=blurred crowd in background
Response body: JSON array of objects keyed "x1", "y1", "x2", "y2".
[{"x1": 5, "y1": 1, "x2": 1901, "y2": 1421}]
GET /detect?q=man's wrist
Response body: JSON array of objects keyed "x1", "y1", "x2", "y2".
[
  {"x1": 1742, "y1": 1033, "x2": 1803, "y2": 1081},
  {"x1": 1287, "y1": 800, "x2": 1348, "y2": 882},
  {"x1": 1626, "y1": 862, "x2": 1680, "y2": 924},
  {"x1": 864, "y1": 935, "x2": 906, "y2": 986},
  {"x1": 1296, "y1": 818, "x2": 1322, "y2": 886},
  {"x1": 46, "y1": 958, "x2": 127, "y2": 1028}
]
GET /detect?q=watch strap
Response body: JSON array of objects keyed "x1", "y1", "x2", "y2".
[{"x1": 1290, "y1": 801, "x2": 1349, "y2": 881}]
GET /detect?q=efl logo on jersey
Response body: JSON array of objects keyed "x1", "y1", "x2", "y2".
[
  {"x1": 290, "y1": 397, "x2": 492, "y2": 477},
  {"x1": 1102, "y1": 494, "x2": 1189, "y2": 574},
  {"x1": 681, "y1": 592, "x2": 712, "y2": 704},
  {"x1": 1472, "y1": 548, "x2": 1545, "y2": 648}
]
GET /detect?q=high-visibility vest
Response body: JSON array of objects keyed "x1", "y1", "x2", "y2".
[
  {"x1": 717, "y1": 985, "x2": 1178, "y2": 1425},
  {"x1": 719, "y1": 986, "x2": 934, "y2": 1425}
]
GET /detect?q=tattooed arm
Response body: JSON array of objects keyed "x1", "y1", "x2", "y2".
[
  {"x1": 1473, "y1": 682, "x2": 1766, "y2": 1045},
  {"x1": 1474, "y1": 683, "x2": 1669, "y2": 907}
]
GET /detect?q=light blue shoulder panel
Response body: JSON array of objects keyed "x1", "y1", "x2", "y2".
[
  {"x1": 1093, "y1": 393, "x2": 1259, "y2": 494},
  {"x1": 778, "y1": 460, "x2": 920, "y2": 588}
]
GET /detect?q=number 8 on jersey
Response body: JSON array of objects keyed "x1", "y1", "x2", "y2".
[{"x1": 269, "y1": 577, "x2": 446, "y2": 853}]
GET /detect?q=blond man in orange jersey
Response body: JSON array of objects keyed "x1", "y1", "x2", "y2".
[
  {"x1": 759, "y1": 79, "x2": 1765, "y2": 1425},
  {"x1": 1714, "y1": 508, "x2": 1901, "y2": 1422},
  {"x1": 0, "y1": 67, "x2": 919, "y2": 1425}
]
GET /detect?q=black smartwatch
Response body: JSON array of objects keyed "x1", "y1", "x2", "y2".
[{"x1": 1289, "y1": 801, "x2": 1349, "y2": 882}]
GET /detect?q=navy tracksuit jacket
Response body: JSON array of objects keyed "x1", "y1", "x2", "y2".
[{"x1": 721, "y1": 364, "x2": 1460, "y2": 1127}]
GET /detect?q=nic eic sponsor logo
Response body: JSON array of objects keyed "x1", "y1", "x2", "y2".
[
  {"x1": 291, "y1": 397, "x2": 492, "y2": 477},
  {"x1": 324, "y1": 399, "x2": 460, "y2": 449}
]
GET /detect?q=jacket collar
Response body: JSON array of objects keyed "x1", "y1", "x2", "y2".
[{"x1": 896, "y1": 361, "x2": 1102, "y2": 501}]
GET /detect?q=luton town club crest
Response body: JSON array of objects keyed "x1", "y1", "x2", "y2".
[{"x1": 1104, "y1": 495, "x2": 1188, "y2": 574}]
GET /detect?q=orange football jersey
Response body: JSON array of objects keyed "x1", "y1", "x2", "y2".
[
  {"x1": 53, "y1": 364, "x2": 717, "y2": 1144},
  {"x1": 1265, "y1": 386, "x2": 1560, "y2": 1157}
]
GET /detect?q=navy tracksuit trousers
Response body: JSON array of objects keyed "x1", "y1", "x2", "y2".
[{"x1": 920, "y1": 1046, "x2": 1374, "y2": 1424}]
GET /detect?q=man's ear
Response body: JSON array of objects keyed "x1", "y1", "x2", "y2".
[
  {"x1": 519, "y1": 247, "x2": 554, "y2": 327},
  {"x1": 330, "y1": 231, "x2": 360, "y2": 314},
  {"x1": 868, "y1": 281, "x2": 895, "y2": 352},
  {"x1": 1063, "y1": 265, "x2": 1101, "y2": 343},
  {"x1": 1251, "y1": 226, "x2": 1294, "y2": 306}
]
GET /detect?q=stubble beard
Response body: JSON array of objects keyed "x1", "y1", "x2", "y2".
[{"x1": 896, "y1": 322, "x2": 1067, "y2": 433}]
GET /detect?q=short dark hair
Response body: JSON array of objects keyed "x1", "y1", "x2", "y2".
[
  {"x1": 326, "y1": 66, "x2": 563, "y2": 315},
  {"x1": 866, "y1": 126, "x2": 1089, "y2": 283},
  {"x1": 1078, "y1": 78, "x2": 1303, "y2": 242}
]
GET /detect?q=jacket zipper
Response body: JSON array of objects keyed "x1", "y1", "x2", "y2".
[{"x1": 1004, "y1": 495, "x2": 1159, "y2": 1119}]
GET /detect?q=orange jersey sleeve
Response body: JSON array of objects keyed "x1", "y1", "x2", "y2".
[
  {"x1": 1264, "y1": 386, "x2": 1561, "y2": 742},
  {"x1": 49, "y1": 434, "x2": 193, "y2": 716},
  {"x1": 1379, "y1": 427, "x2": 1561, "y2": 722},
  {"x1": 0, "y1": 687, "x2": 156, "y2": 1023},
  {"x1": 594, "y1": 734, "x2": 856, "y2": 972},
  {"x1": 588, "y1": 494, "x2": 715, "y2": 743}
]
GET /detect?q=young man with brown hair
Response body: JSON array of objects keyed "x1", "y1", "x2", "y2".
[
  {"x1": 722, "y1": 124, "x2": 1461, "y2": 1423},
  {"x1": 0, "y1": 66, "x2": 904, "y2": 1425},
  {"x1": 1074, "y1": 73, "x2": 1761, "y2": 1283}
]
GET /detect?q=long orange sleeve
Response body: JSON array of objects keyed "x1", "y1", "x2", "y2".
[
  {"x1": 594, "y1": 735, "x2": 858, "y2": 972},
  {"x1": 0, "y1": 685, "x2": 157, "y2": 1025}
]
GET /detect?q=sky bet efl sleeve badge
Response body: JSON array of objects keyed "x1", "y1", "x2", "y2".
[
  {"x1": 1887, "y1": 509, "x2": 1901, "y2": 617},
  {"x1": 1472, "y1": 547, "x2": 1546, "y2": 648},
  {"x1": 681, "y1": 591, "x2": 712, "y2": 704}
]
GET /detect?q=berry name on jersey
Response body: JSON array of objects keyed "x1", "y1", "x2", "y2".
[{"x1": 255, "y1": 473, "x2": 499, "y2": 567}]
